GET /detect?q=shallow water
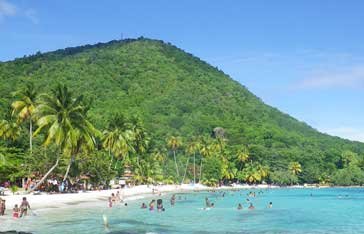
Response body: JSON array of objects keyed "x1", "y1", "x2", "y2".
[{"x1": 4, "y1": 188, "x2": 364, "y2": 233}]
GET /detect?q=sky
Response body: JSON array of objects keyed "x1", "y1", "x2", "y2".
[{"x1": 0, "y1": 0, "x2": 363, "y2": 142}]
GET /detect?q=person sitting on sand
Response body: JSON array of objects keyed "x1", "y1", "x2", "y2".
[
  {"x1": 20, "y1": 197, "x2": 30, "y2": 217},
  {"x1": 149, "y1": 200, "x2": 155, "y2": 211},
  {"x1": 248, "y1": 203, "x2": 255, "y2": 210},
  {"x1": 13, "y1": 204, "x2": 20, "y2": 219},
  {"x1": 268, "y1": 202, "x2": 272, "y2": 208},
  {"x1": 141, "y1": 203, "x2": 147, "y2": 209},
  {"x1": 237, "y1": 203, "x2": 243, "y2": 210}
]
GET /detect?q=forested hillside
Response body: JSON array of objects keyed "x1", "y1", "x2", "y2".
[{"x1": 1, "y1": 38, "x2": 363, "y2": 186}]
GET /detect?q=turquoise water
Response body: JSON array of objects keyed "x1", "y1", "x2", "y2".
[{"x1": 7, "y1": 188, "x2": 364, "y2": 233}]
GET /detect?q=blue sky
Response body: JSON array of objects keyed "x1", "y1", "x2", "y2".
[{"x1": 1, "y1": 0, "x2": 363, "y2": 142}]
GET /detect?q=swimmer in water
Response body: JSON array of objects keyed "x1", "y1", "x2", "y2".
[
  {"x1": 149, "y1": 199, "x2": 155, "y2": 211},
  {"x1": 268, "y1": 202, "x2": 272, "y2": 208},
  {"x1": 237, "y1": 203, "x2": 243, "y2": 210},
  {"x1": 248, "y1": 203, "x2": 255, "y2": 210},
  {"x1": 141, "y1": 202, "x2": 147, "y2": 209}
]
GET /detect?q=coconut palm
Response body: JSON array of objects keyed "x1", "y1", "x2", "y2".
[
  {"x1": 31, "y1": 84, "x2": 99, "y2": 191},
  {"x1": 167, "y1": 136, "x2": 182, "y2": 178},
  {"x1": 129, "y1": 115, "x2": 149, "y2": 164},
  {"x1": 241, "y1": 162, "x2": 262, "y2": 184},
  {"x1": 11, "y1": 82, "x2": 37, "y2": 154},
  {"x1": 198, "y1": 136, "x2": 211, "y2": 183},
  {"x1": 236, "y1": 146, "x2": 249, "y2": 170},
  {"x1": 0, "y1": 118, "x2": 20, "y2": 141},
  {"x1": 288, "y1": 162, "x2": 302, "y2": 175},
  {"x1": 186, "y1": 138, "x2": 201, "y2": 184}
]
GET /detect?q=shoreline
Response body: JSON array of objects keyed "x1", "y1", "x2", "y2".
[{"x1": 0, "y1": 183, "x2": 361, "y2": 224}]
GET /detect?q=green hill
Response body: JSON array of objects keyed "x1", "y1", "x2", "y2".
[{"x1": 1, "y1": 38, "x2": 363, "y2": 184}]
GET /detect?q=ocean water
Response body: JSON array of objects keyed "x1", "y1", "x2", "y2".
[{"x1": 4, "y1": 188, "x2": 364, "y2": 234}]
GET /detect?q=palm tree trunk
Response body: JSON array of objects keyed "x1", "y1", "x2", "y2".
[
  {"x1": 63, "y1": 156, "x2": 75, "y2": 181},
  {"x1": 199, "y1": 158, "x2": 203, "y2": 183},
  {"x1": 108, "y1": 147, "x2": 113, "y2": 171},
  {"x1": 29, "y1": 120, "x2": 32, "y2": 154},
  {"x1": 193, "y1": 152, "x2": 196, "y2": 184},
  {"x1": 173, "y1": 150, "x2": 180, "y2": 178},
  {"x1": 181, "y1": 156, "x2": 190, "y2": 184},
  {"x1": 28, "y1": 156, "x2": 60, "y2": 193}
]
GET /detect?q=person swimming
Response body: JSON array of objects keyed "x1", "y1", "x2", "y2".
[
  {"x1": 141, "y1": 202, "x2": 147, "y2": 209},
  {"x1": 157, "y1": 199, "x2": 164, "y2": 212},
  {"x1": 268, "y1": 202, "x2": 272, "y2": 208},
  {"x1": 248, "y1": 203, "x2": 255, "y2": 210},
  {"x1": 237, "y1": 203, "x2": 243, "y2": 210}
]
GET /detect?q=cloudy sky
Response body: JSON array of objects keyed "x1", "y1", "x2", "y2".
[{"x1": 1, "y1": 0, "x2": 363, "y2": 142}]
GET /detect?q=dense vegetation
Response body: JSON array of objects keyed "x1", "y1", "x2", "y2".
[{"x1": 1, "y1": 38, "x2": 364, "y2": 188}]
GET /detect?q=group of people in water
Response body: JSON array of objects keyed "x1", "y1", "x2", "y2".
[{"x1": 0, "y1": 197, "x2": 31, "y2": 219}]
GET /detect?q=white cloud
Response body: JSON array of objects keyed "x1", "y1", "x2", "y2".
[
  {"x1": 323, "y1": 127, "x2": 364, "y2": 143},
  {"x1": 296, "y1": 66, "x2": 364, "y2": 89},
  {"x1": 0, "y1": 0, "x2": 38, "y2": 24},
  {"x1": 25, "y1": 8, "x2": 38, "y2": 24},
  {"x1": 0, "y1": 0, "x2": 17, "y2": 18}
]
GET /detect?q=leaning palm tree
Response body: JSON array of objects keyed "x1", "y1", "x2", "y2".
[
  {"x1": 186, "y1": 138, "x2": 201, "y2": 184},
  {"x1": 167, "y1": 136, "x2": 182, "y2": 179},
  {"x1": 289, "y1": 162, "x2": 302, "y2": 175},
  {"x1": 11, "y1": 82, "x2": 37, "y2": 154},
  {"x1": 30, "y1": 84, "x2": 99, "y2": 192}
]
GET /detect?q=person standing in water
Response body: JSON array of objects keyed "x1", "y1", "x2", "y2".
[
  {"x1": 268, "y1": 202, "x2": 272, "y2": 208},
  {"x1": 248, "y1": 203, "x2": 255, "y2": 210},
  {"x1": 149, "y1": 200, "x2": 155, "y2": 211},
  {"x1": 170, "y1": 194, "x2": 176, "y2": 206},
  {"x1": 237, "y1": 203, "x2": 243, "y2": 210},
  {"x1": 20, "y1": 197, "x2": 30, "y2": 217}
]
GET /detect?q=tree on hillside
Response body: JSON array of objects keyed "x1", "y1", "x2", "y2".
[
  {"x1": 0, "y1": 118, "x2": 20, "y2": 141},
  {"x1": 289, "y1": 162, "x2": 302, "y2": 175},
  {"x1": 167, "y1": 136, "x2": 182, "y2": 179},
  {"x1": 236, "y1": 146, "x2": 249, "y2": 170},
  {"x1": 129, "y1": 115, "x2": 149, "y2": 165},
  {"x1": 11, "y1": 82, "x2": 37, "y2": 154}
]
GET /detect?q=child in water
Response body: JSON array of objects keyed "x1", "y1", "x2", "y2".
[{"x1": 13, "y1": 204, "x2": 20, "y2": 219}]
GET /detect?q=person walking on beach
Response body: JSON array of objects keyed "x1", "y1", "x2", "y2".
[{"x1": 20, "y1": 197, "x2": 30, "y2": 217}]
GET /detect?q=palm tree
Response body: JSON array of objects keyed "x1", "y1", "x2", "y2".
[
  {"x1": 0, "y1": 118, "x2": 20, "y2": 141},
  {"x1": 241, "y1": 162, "x2": 262, "y2": 184},
  {"x1": 31, "y1": 84, "x2": 99, "y2": 191},
  {"x1": 186, "y1": 138, "x2": 201, "y2": 184},
  {"x1": 103, "y1": 119, "x2": 135, "y2": 177},
  {"x1": 289, "y1": 162, "x2": 302, "y2": 175},
  {"x1": 11, "y1": 82, "x2": 37, "y2": 154},
  {"x1": 236, "y1": 147, "x2": 249, "y2": 170},
  {"x1": 198, "y1": 136, "x2": 211, "y2": 183},
  {"x1": 167, "y1": 136, "x2": 182, "y2": 179},
  {"x1": 129, "y1": 115, "x2": 149, "y2": 165}
]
